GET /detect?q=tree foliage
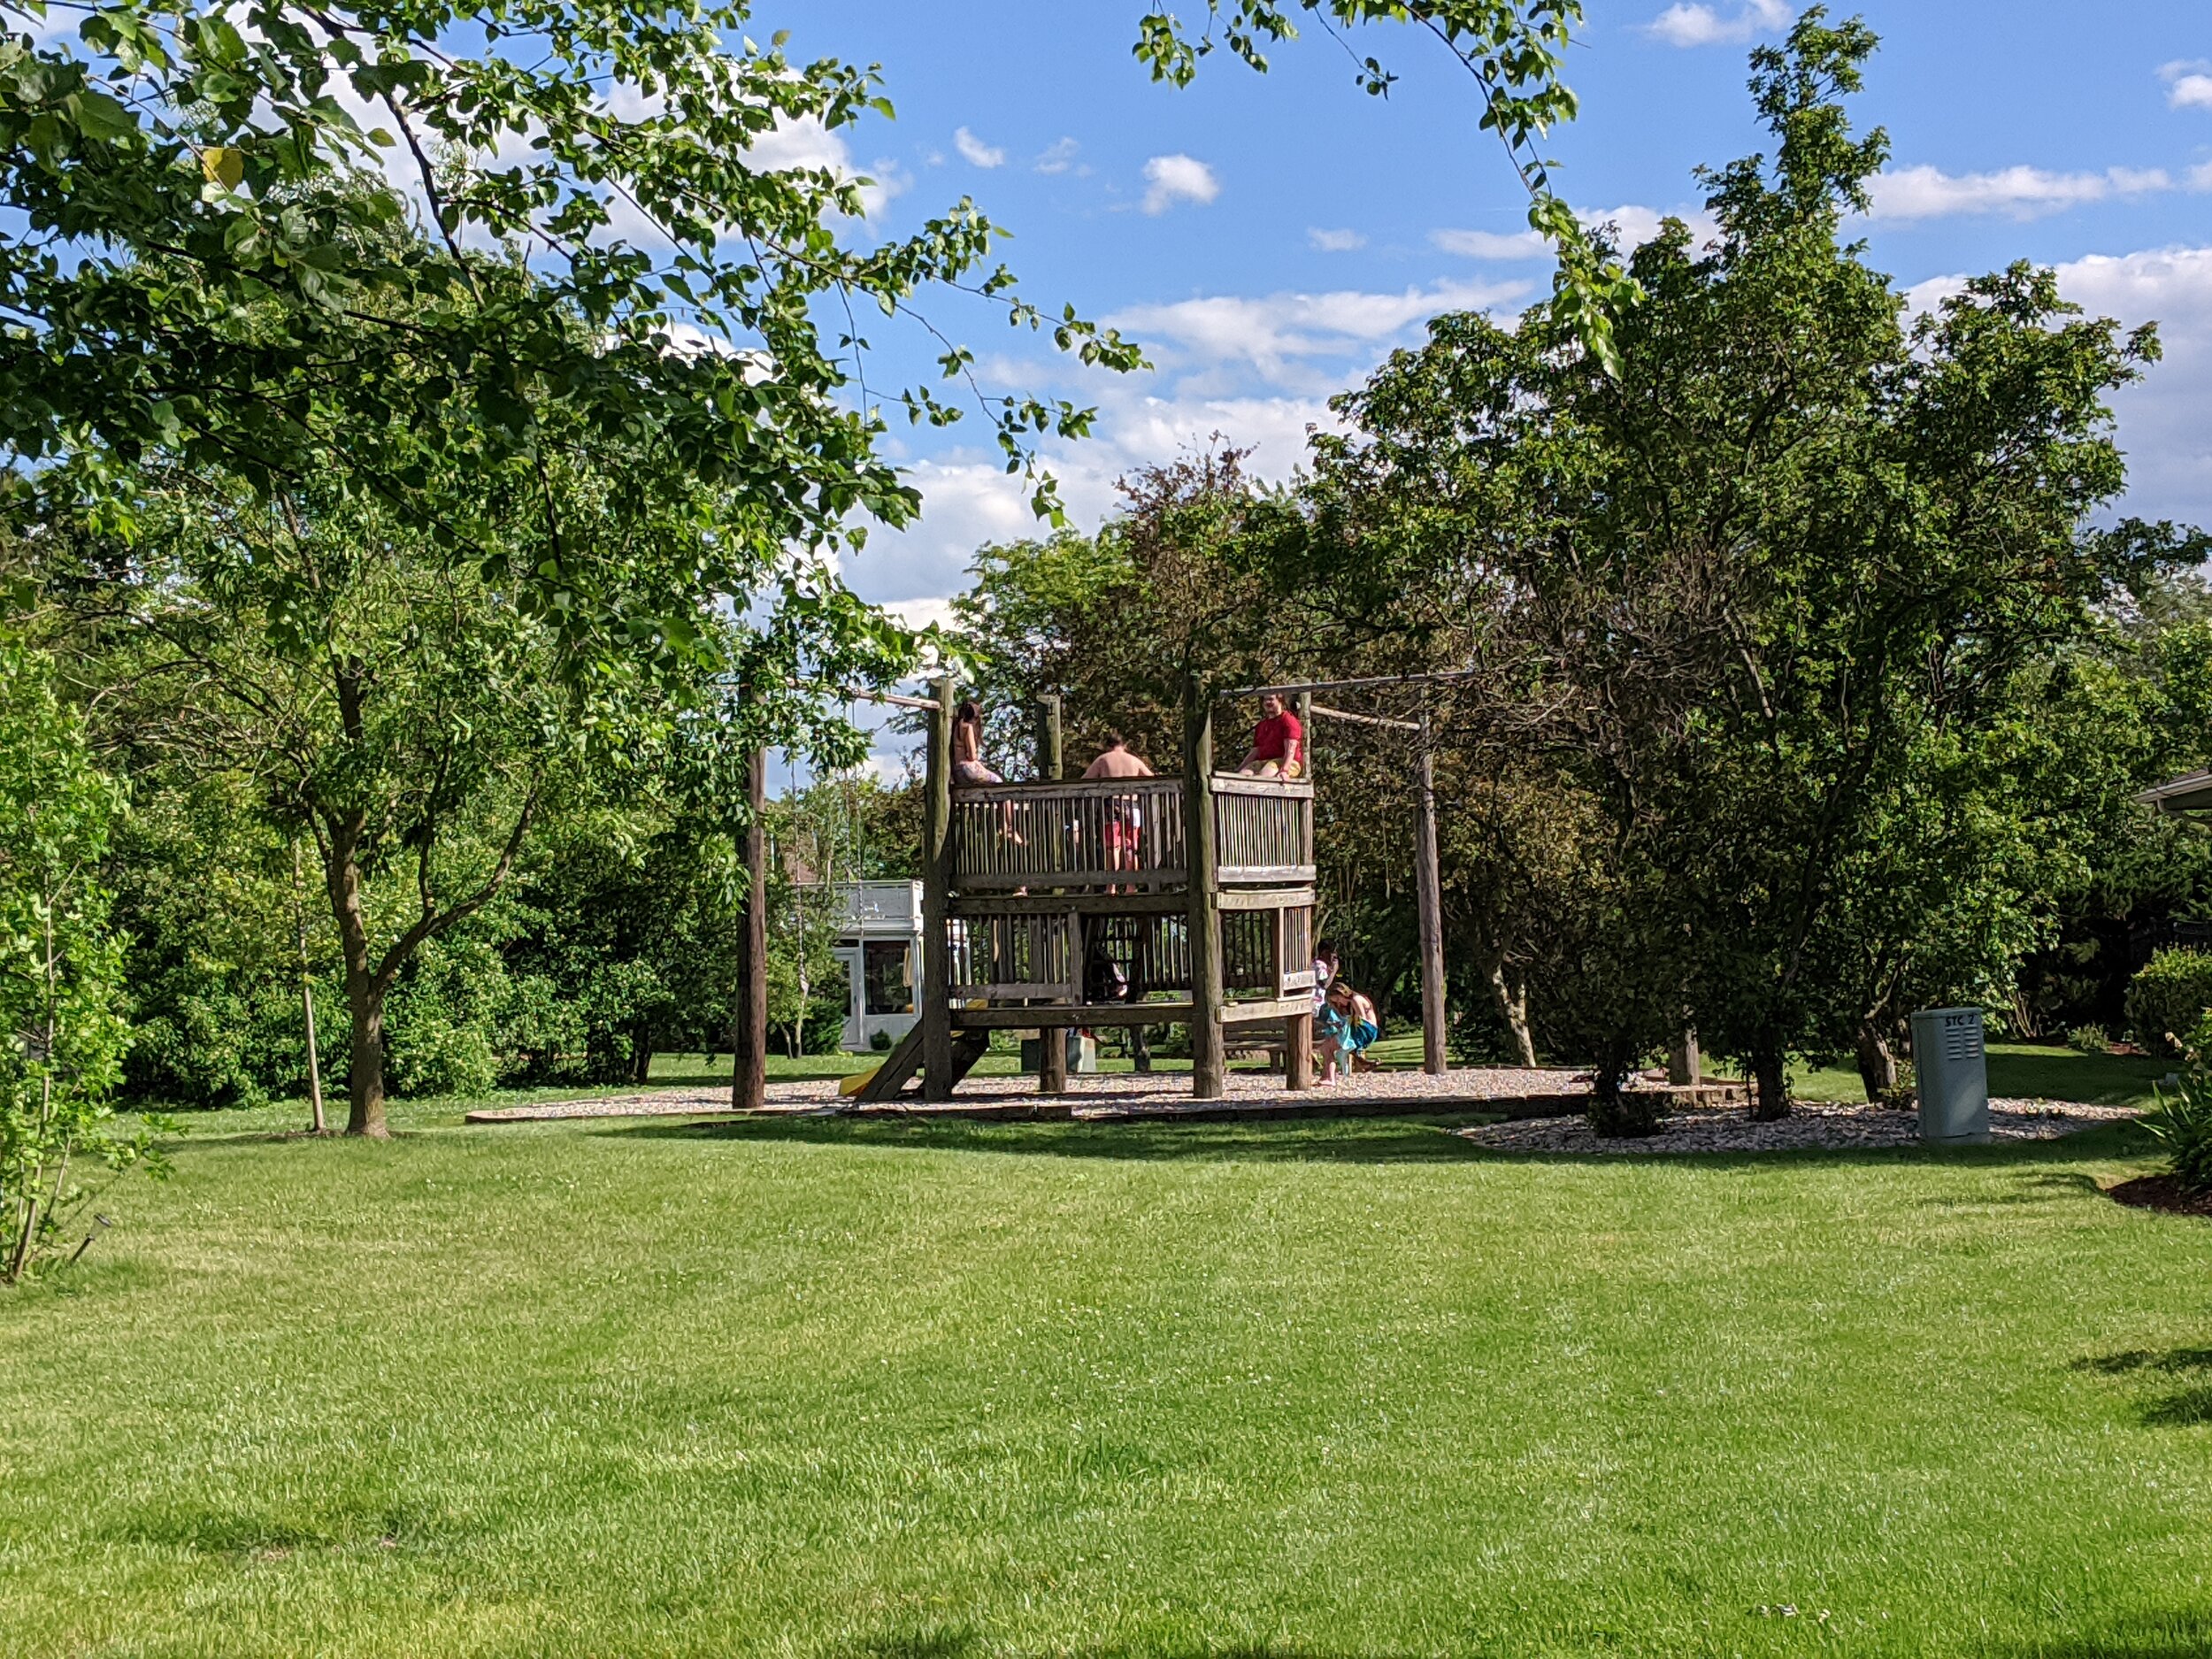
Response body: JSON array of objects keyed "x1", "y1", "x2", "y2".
[
  {"x1": 1308, "y1": 11, "x2": 2196, "y2": 1115},
  {"x1": 0, "y1": 634, "x2": 160, "y2": 1282}
]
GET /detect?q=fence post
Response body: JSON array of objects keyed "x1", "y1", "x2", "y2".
[
  {"x1": 1415, "y1": 712, "x2": 1448, "y2": 1077},
  {"x1": 922, "y1": 679, "x2": 957, "y2": 1101},
  {"x1": 1184, "y1": 674, "x2": 1225, "y2": 1099}
]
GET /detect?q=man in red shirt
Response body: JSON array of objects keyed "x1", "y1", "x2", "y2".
[{"x1": 1237, "y1": 693, "x2": 1303, "y2": 778}]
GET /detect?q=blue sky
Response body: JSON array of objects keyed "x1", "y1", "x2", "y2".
[{"x1": 742, "y1": 0, "x2": 2212, "y2": 771}]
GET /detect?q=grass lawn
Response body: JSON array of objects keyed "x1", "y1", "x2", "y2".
[
  {"x1": 5, "y1": 1085, "x2": 2212, "y2": 1657},
  {"x1": 1793, "y1": 1043, "x2": 2175, "y2": 1110}
]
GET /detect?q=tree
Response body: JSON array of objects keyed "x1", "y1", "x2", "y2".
[
  {"x1": 0, "y1": 0, "x2": 1610, "y2": 674},
  {"x1": 1312, "y1": 12, "x2": 2195, "y2": 1117},
  {"x1": 58, "y1": 456, "x2": 759, "y2": 1135},
  {"x1": 0, "y1": 635, "x2": 159, "y2": 1282}
]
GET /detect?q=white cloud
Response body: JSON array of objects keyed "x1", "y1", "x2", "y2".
[
  {"x1": 953, "y1": 127, "x2": 1005, "y2": 169},
  {"x1": 2171, "y1": 75, "x2": 2212, "y2": 111},
  {"x1": 1433, "y1": 204, "x2": 1715, "y2": 261},
  {"x1": 747, "y1": 117, "x2": 909, "y2": 219},
  {"x1": 1905, "y1": 245, "x2": 2212, "y2": 527},
  {"x1": 2160, "y1": 60, "x2": 2212, "y2": 111},
  {"x1": 1035, "y1": 137, "x2": 1081, "y2": 175},
  {"x1": 1644, "y1": 0, "x2": 1790, "y2": 49},
  {"x1": 1868, "y1": 163, "x2": 2170, "y2": 222},
  {"x1": 1141, "y1": 154, "x2": 1220, "y2": 215},
  {"x1": 1108, "y1": 278, "x2": 1527, "y2": 393},
  {"x1": 842, "y1": 270, "x2": 1533, "y2": 630},
  {"x1": 1308, "y1": 227, "x2": 1366, "y2": 252},
  {"x1": 1432, "y1": 227, "x2": 1548, "y2": 260}
]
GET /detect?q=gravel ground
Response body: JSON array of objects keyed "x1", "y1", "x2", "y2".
[
  {"x1": 465, "y1": 1066, "x2": 1614, "y2": 1123},
  {"x1": 465, "y1": 1071, "x2": 2134, "y2": 1153},
  {"x1": 1457, "y1": 1096, "x2": 2140, "y2": 1156}
]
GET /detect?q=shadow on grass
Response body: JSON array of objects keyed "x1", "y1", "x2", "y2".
[
  {"x1": 616, "y1": 1112, "x2": 1501, "y2": 1165},
  {"x1": 833, "y1": 1638, "x2": 1401, "y2": 1659},
  {"x1": 611, "y1": 1110, "x2": 2156, "y2": 1171},
  {"x1": 2002, "y1": 1611, "x2": 2212, "y2": 1657},
  {"x1": 2072, "y1": 1347, "x2": 2212, "y2": 1429}
]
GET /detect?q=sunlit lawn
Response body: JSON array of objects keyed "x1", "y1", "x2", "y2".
[
  {"x1": 4, "y1": 1074, "x2": 2210, "y2": 1657},
  {"x1": 1793, "y1": 1041, "x2": 2174, "y2": 1110}
]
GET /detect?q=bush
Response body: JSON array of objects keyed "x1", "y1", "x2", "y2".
[
  {"x1": 1881, "y1": 1057, "x2": 1916, "y2": 1113},
  {"x1": 1587, "y1": 1087, "x2": 1663, "y2": 1139},
  {"x1": 2065, "y1": 1023, "x2": 2110, "y2": 1056},
  {"x1": 2124, "y1": 949, "x2": 2212, "y2": 1056},
  {"x1": 2144, "y1": 1016, "x2": 2212, "y2": 1194}
]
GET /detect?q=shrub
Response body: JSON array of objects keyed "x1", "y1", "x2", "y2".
[
  {"x1": 2143, "y1": 1016, "x2": 2212, "y2": 1194},
  {"x1": 1881, "y1": 1058, "x2": 1916, "y2": 1113},
  {"x1": 1587, "y1": 1087, "x2": 1663, "y2": 1139},
  {"x1": 2065, "y1": 1024, "x2": 2110, "y2": 1056},
  {"x1": 0, "y1": 641, "x2": 165, "y2": 1279},
  {"x1": 2125, "y1": 949, "x2": 2212, "y2": 1057}
]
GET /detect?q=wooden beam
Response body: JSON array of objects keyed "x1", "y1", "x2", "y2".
[
  {"x1": 954, "y1": 1001, "x2": 1195, "y2": 1030},
  {"x1": 1184, "y1": 676, "x2": 1225, "y2": 1099},
  {"x1": 950, "y1": 886, "x2": 1313, "y2": 918},
  {"x1": 1218, "y1": 886, "x2": 1317, "y2": 912},
  {"x1": 1231, "y1": 668, "x2": 1480, "y2": 698},
  {"x1": 921, "y1": 679, "x2": 956, "y2": 1101},
  {"x1": 1220, "y1": 996, "x2": 1323, "y2": 1026},
  {"x1": 1414, "y1": 714, "x2": 1448, "y2": 1078},
  {"x1": 1310, "y1": 702, "x2": 1419, "y2": 733}
]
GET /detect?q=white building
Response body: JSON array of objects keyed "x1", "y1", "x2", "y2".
[{"x1": 829, "y1": 880, "x2": 925, "y2": 1052}]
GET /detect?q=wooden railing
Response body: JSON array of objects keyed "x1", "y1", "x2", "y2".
[
  {"x1": 947, "y1": 903, "x2": 1316, "y2": 1004},
  {"x1": 1212, "y1": 775, "x2": 1315, "y2": 882},
  {"x1": 949, "y1": 776, "x2": 1312, "y2": 893}
]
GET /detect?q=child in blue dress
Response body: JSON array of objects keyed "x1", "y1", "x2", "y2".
[{"x1": 1317, "y1": 977, "x2": 1379, "y2": 1083}]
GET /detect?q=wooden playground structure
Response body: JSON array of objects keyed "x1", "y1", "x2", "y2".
[{"x1": 773, "y1": 675, "x2": 1452, "y2": 1106}]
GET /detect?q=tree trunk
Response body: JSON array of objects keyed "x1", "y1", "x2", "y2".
[
  {"x1": 1487, "y1": 956, "x2": 1537, "y2": 1069},
  {"x1": 631, "y1": 1033, "x2": 653, "y2": 1085},
  {"x1": 320, "y1": 809, "x2": 391, "y2": 1139},
  {"x1": 1749, "y1": 1036, "x2": 1791, "y2": 1122},
  {"x1": 344, "y1": 971, "x2": 390, "y2": 1139},
  {"x1": 291, "y1": 840, "x2": 326, "y2": 1135},
  {"x1": 1855, "y1": 1018, "x2": 1897, "y2": 1104}
]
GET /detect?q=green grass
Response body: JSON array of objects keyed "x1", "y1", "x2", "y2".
[
  {"x1": 5, "y1": 1093, "x2": 2212, "y2": 1657},
  {"x1": 1793, "y1": 1042, "x2": 2175, "y2": 1110}
]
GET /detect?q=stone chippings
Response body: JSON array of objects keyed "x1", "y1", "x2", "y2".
[
  {"x1": 465, "y1": 1069, "x2": 2139, "y2": 1154},
  {"x1": 465, "y1": 1066, "x2": 1601, "y2": 1123},
  {"x1": 1456, "y1": 1096, "x2": 2140, "y2": 1156}
]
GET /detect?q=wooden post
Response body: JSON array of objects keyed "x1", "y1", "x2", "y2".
[
  {"x1": 1286, "y1": 1010, "x2": 1315, "y2": 1090},
  {"x1": 921, "y1": 679, "x2": 957, "y2": 1102},
  {"x1": 1038, "y1": 695, "x2": 1068, "y2": 1096},
  {"x1": 732, "y1": 744, "x2": 769, "y2": 1112},
  {"x1": 1184, "y1": 675, "x2": 1225, "y2": 1099},
  {"x1": 1036, "y1": 692, "x2": 1064, "y2": 783},
  {"x1": 1295, "y1": 689, "x2": 1312, "y2": 780},
  {"x1": 1414, "y1": 712, "x2": 1448, "y2": 1077}
]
